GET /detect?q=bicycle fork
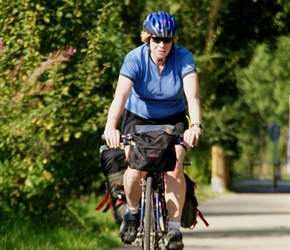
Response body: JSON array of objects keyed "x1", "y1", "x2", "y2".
[
  {"x1": 139, "y1": 178, "x2": 146, "y2": 233},
  {"x1": 137, "y1": 177, "x2": 167, "y2": 250},
  {"x1": 136, "y1": 178, "x2": 146, "y2": 248},
  {"x1": 155, "y1": 178, "x2": 167, "y2": 250}
]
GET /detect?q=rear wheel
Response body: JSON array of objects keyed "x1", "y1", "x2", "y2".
[{"x1": 144, "y1": 176, "x2": 154, "y2": 250}]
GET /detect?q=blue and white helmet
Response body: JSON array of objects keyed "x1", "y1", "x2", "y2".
[{"x1": 143, "y1": 11, "x2": 177, "y2": 38}]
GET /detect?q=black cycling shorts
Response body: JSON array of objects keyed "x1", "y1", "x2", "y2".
[{"x1": 121, "y1": 109, "x2": 189, "y2": 136}]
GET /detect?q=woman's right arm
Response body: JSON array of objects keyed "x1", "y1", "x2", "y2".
[{"x1": 104, "y1": 75, "x2": 134, "y2": 147}]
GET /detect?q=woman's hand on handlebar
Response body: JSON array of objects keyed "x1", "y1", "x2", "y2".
[
  {"x1": 103, "y1": 128, "x2": 121, "y2": 148},
  {"x1": 183, "y1": 126, "x2": 201, "y2": 148}
]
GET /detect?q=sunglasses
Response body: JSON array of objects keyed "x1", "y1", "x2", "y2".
[{"x1": 151, "y1": 37, "x2": 173, "y2": 44}]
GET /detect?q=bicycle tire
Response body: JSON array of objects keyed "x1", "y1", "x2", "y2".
[{"x1": 144, "y1": 176, "x2": 154, "y2": 250}]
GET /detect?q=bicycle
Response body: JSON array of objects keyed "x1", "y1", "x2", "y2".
[{"x1": 118, "y1": 124, "x2": 188, "y2": 250}]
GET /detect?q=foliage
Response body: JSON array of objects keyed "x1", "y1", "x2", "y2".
[
  {"x1": 236, "y1": 36, "x2": 290, "y2": 162},
  {"x1": 199, "y1": 0, "x2": 289, "y2": 145},
  {"x1": 0, "y1": 0, "x2": 128, "y2": 218}
]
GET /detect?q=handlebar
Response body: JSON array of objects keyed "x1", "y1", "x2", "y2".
[
  {"x1": 102, "y1": 133, "x2": 184, "y2": 146},
  {"x1": 101, "y1": 133, "x2": 191, "y2": 166}
]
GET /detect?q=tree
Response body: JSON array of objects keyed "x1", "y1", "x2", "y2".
[{"x1": 236, "y1": 36, "x2": 290, "y2": 162}]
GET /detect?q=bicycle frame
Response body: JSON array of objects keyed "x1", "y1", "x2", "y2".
[{"x1": 115, "y1": 124, "x2": 184, "y2": 250}]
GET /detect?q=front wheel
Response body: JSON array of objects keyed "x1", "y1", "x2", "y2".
[{"x1": 144, "y1": 176, "x2": 154, "y2": 250}]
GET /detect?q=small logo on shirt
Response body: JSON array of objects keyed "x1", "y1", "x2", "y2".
[{"x1": 186, "y1": 64, "x2": 195, "y2": 69}]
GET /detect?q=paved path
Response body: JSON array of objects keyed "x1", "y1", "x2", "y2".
[
  {"x1": 182, "y1": 193, "x2": 289, "y2": 250},
  {"x1": 112, "y1": 193, "x2": 290, "y2": 250}
]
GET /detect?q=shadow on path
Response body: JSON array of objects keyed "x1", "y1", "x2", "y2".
[
  {"x1": 231, "y1": 179, "x2": 290, "y2": 193},
  {"x1": 183, "y1": 227, "x2": 290, "y2": 238}
]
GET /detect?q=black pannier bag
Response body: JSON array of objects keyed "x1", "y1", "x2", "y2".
[
  {"x1": 128, "y1": 125, "x2": 177, "y2": 172},
  {"x1": 181, "y1": 173, "x2": 209, "y2": 229},
  {"x1": 99, "y1": 146, "x2": 127, "y2": 176},
  {"x1": 96, "y1": 147, "x2": 127, "y2": 225}
]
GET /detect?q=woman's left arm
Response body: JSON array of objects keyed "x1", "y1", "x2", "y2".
[{"x1": 183, "y1": 72, "x2": 202, "y2": 147}]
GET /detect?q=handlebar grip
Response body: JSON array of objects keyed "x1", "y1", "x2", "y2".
[{"x1": 101, "y1": 134, "x2": 124, "y2": 141}]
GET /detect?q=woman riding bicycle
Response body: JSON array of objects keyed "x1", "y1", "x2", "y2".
[{"x1": 103, "y1": 11, "x2": 202, "y2": 250}]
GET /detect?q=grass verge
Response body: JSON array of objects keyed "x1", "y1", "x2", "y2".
[{"x1": 0, "y1": 195, "x2": 122, "y2": 250}]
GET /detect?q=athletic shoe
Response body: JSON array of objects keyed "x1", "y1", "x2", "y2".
[
  {"x1": 167, "y1": 230, "x2": 184, "y2": 250},
  {"x1": 118, "y1": 212, "x2": 139, "y2": 244}
]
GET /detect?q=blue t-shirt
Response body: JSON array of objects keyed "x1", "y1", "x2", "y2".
[{"x1": 120, "y1": 44, "x2": 197, "y2": 119}]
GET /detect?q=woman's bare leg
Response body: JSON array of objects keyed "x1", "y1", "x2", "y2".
[
  {"x1": 123, "y1": 167, "x2": 142, "y2": 208},
  {"x1": 165, "y1": 145, "x2": 186, "y2": 222}
]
